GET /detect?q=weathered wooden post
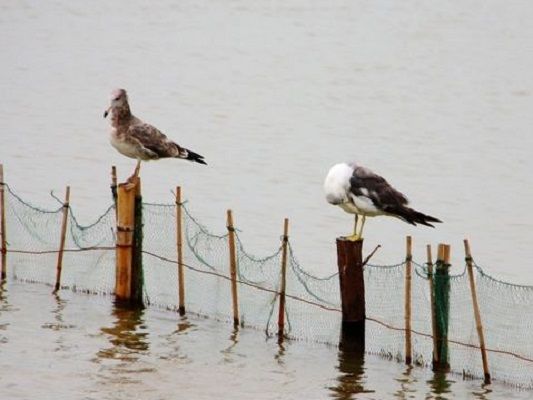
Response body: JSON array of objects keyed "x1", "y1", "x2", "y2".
[
  {"x1": 115, "y1": 179, "x2": 139, "y2": 304},
  {"x1": 404, "y1": 236, "x2": 413, "y2": 365},
  {"x1": 426, "y1": 244, "x2": 439, "y2": 365},
  {"x1": 0, "y1": 164, "x2": 6, "y2": 281},
  {"x1": 130, "y1": 177, "x2": 144, "y2": 306},
  {"x1": 277, "y1": 218, "x2": 289, "y2": 340},
  {"x1": 53, "y1": 186, "x2": 70, "y2": 293},
  {"x1": 464, "y1": 239, "x2": 491, "y2": 384},
  {"x1": 336, "y1": 238, "x2": 365, "y2": 341},
  {"x1": 433, "y1": 243, "x2": 451, "y2": 372},
  {"x1": 226, "y1": 209, "x2": 239, "y2": 326},
  {"x1": 176, "y1": 186, "x2": 185, "y2": 316},
  {"x1": 111, "y1": 166, "x2": 118, "y2": 219}
]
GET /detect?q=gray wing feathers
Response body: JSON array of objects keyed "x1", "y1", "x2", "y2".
[{"x1": 350, "y1": 166, "x2": 409, "y2": 210}]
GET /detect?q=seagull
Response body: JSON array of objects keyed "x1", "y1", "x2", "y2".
[
  {"x1": 324, "y1": 162, "x2": 441, "y2": 240},
  {"x1": 104, "y1": 89, "x2": 206, "y2": 180}
]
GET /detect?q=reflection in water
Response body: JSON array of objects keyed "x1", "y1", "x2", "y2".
[
  {"x1": 97, "y1": 305, "x2": 149, "y2": 362},
  {"x1": 0, "y1": 282, "x2": 9, "y2": 343},
  {"x1": 221, "y1": 327, "x2": 240, "y2": 364},
  {"x1": 393, "y1": 366, "x2": 417, "y2": 399},
  {"x1": 329, "y1": 327, "x2": 375, "y2": 399},
  {"x1": 427, "y1": 372, "x2": 453, "y2": 400}
]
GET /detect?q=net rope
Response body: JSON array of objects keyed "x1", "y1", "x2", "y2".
[{"x1": 1, "y1": 183, "x2": 533, "y2": 388}]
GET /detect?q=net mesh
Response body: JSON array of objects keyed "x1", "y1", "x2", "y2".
[{"x1": 1, "y1": 183, "x2": 533, "y2": 388}]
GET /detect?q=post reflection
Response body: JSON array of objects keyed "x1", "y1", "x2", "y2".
[
  {"x1": 329, "y1": 326, "x2": 374, "y2": 399},
  {"x1": 427, "y1": 371, "x2": 453, "y2": 399},
  {"x1": 97, "y1": 304, "x2": 149, "y2": 362}
]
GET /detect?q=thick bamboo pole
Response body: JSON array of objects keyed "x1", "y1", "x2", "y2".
[
  {"x1": 0, "y1": 165, "x2": 6, "y2": 280},
  {"x1": 176, "y1": 186, "x2": 185, "y2": 316},
  {"x1": 464, "y1": 239, "x2": 491, "y2": 384},
  {"x1": 426, "y1": 244, "x2": 439, "y2": 364},
  {"x1": 227, "y1": 210, "x2": 239, "y2": 326},
  {"x1": 54, "y1": 186, "x2": 70, "y2": 293},
  {"x1": 115, "y1": 182, "x2": 136, "y2": 301},
  {"x1": 277, "y1": 218, "x2": 289, "y2": 339},
  {"x1": 404, "y1": 236, "x2": 413, "y2": 365}
]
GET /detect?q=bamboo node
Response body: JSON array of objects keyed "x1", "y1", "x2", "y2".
[
  {"x1": 226, "y1": 225, "x2": 236, "y2": 232},
  {"x1": 465, "y1": 256, "x2": 474, "y2": 263},
  {"x1": 281, "y1": 235, "x2": 289, "y2": 243},
  {"x1": 405, "y1": 255, "x2": 413, "y2": 262},
  {"x1": 117, "y1": 225, "x2": 134, "y2": 233}
]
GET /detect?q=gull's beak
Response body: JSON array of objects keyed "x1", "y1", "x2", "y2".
[{"x1": 103, "y1": 107, "x2": 111, "y2": 118}]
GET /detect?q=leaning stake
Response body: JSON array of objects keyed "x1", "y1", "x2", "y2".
[
  {"x1": 404, "y1": 236, "x2": 413, "y2": 365},
  {"x1": 277, "y1": 218, "x2": 289, "y2": 339},
  {"x1": 227, "y1": 210, "x2": 239, "y2": 326},
  {"x1": 54, "y1": 186, "x2": 70, "y2": 293},
  {"x1": 176, "y1": 186, "x2": 185, "y2": 315},
  {"x1": 464, "y1": 239, "x2": 491, "y2": 384},
  {"x1": 0, "y1": 165, "x2": 7, "y2": 280}
]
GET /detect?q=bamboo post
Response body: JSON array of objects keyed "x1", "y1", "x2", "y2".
[
  {"x1": 404, "y1": 236, "x2": 412, "y2": 365},
  {"x1": 176, "y1": 186, "x2": 185, "y2": 316},
  {"x1": 226, "y1": 210, "x2": 239, "y2": 326},
  {"x1": 427, "y1": 244, "x2": 439, "y2": 365},
  {"x1": 336, "y1": 238, "x2": 365, "y2": 342},
  {"x1": 115, "y1": 181, "x2": 136, "y2": 302},
  {"x1": 0, "y1": 164, "x2": 6, "y2": 281},
  {"x1": 277, "y1": 218, "x2": 289, "y2": 339},
  {"x1": 54, "y1": 186, "x2": 70, "y2": 293},
  {"x1": 464, "y1": 239, "x2": 491, "y2": 384},
  {"x1": 433, "y1": 243, "x2": 451, "y2": 372}
]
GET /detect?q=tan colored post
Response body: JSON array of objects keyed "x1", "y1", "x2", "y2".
[
  {"x1": 54, "y1": 186, "x2": 70, "y2": 293},
  {"x1": 464, "y1": 239, "x2": 491, "y2": 384},
  {"x1": 427, "y1": 244, "x2": 439, "y2": 364},
  {"x1": 0, "y1": 165, "x2": 6, "y2": 280},
  {"x1": 115, "y1": 182, "x2": 136, "y2": 301},
  {"x1": 176, "y1": 186, "x2": 185, "y2": 316},
  {"x1": 277, "y1": 218, "x2": 289, "y2": 339},
  {"x1": 404, "y1": 236, "x2": 413, "y2": 365},
  {"x1": 226, "y1": 210, "x2": 239, "y2": 326}
]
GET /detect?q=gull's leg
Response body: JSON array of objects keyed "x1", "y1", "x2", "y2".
[
  {"x1": 358, "y1": 215, "x2": 366, "y2": 239},
  {"x1": 127, "y1": 160, "x2": 142, "y2": 183},
  {"x1": 346, "y1": 214, "x2": 361, "y2": 241}
]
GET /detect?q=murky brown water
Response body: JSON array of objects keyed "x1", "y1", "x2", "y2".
[{"x1": 1, "y1": 1, "x2": 533, "y2": 398}]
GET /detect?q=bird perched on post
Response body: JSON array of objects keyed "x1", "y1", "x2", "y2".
[
  {"x1": 324, "y1": 162, "x2": 441, "y2": 241},
  {"x1": 104, "y1": 88, "x2": 206, "y2": 180}
]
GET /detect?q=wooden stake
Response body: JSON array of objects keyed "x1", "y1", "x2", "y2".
[
  {"x1": 111, "y1": 166, "x2": 118, "y2": 220},
  {"x1": 115, "y1": 182, "x2": 136, "y2": 301},
  {"x1": 464, "y1": 239, "x2": 491, "y2": 384},
  {"x1": 277, "y1": 218, "x2": 289, "y2": 339},
  {"x1": 130, "y1": 177, "x2": 144, "y2": 306},
  {"x1": 0, "y1": 165, "x2": 7, "y2": 280},
  {"x1": 176, "y1": 186, "x2": 185, "y2": 316},
  {"x1": 54, "y1": 186, "x2": 70, "y2": 293},
  {"x1": 404, "y1": 236, "x2": 413, "y2": 365},
  {"x1": 433, "y1": 243, "x2": 451, "y2": 372},
  {"x1": 336, "y1": 237, "x2": 365, "y2": 342},
  {"x1": 227, "y1": 210, "x2": 239, "y2": 326},
  {"x1": 427, "y1": 244, "x2": 439, "y2": 364}
]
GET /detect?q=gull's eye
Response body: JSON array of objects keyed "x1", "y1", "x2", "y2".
[{"x1": 114, "y1": 97, "x2": 120, "y2": 101}]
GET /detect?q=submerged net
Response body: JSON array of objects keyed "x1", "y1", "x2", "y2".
[{"x1": 1, "y1": 182, "x2": 533, "y2": 388}]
